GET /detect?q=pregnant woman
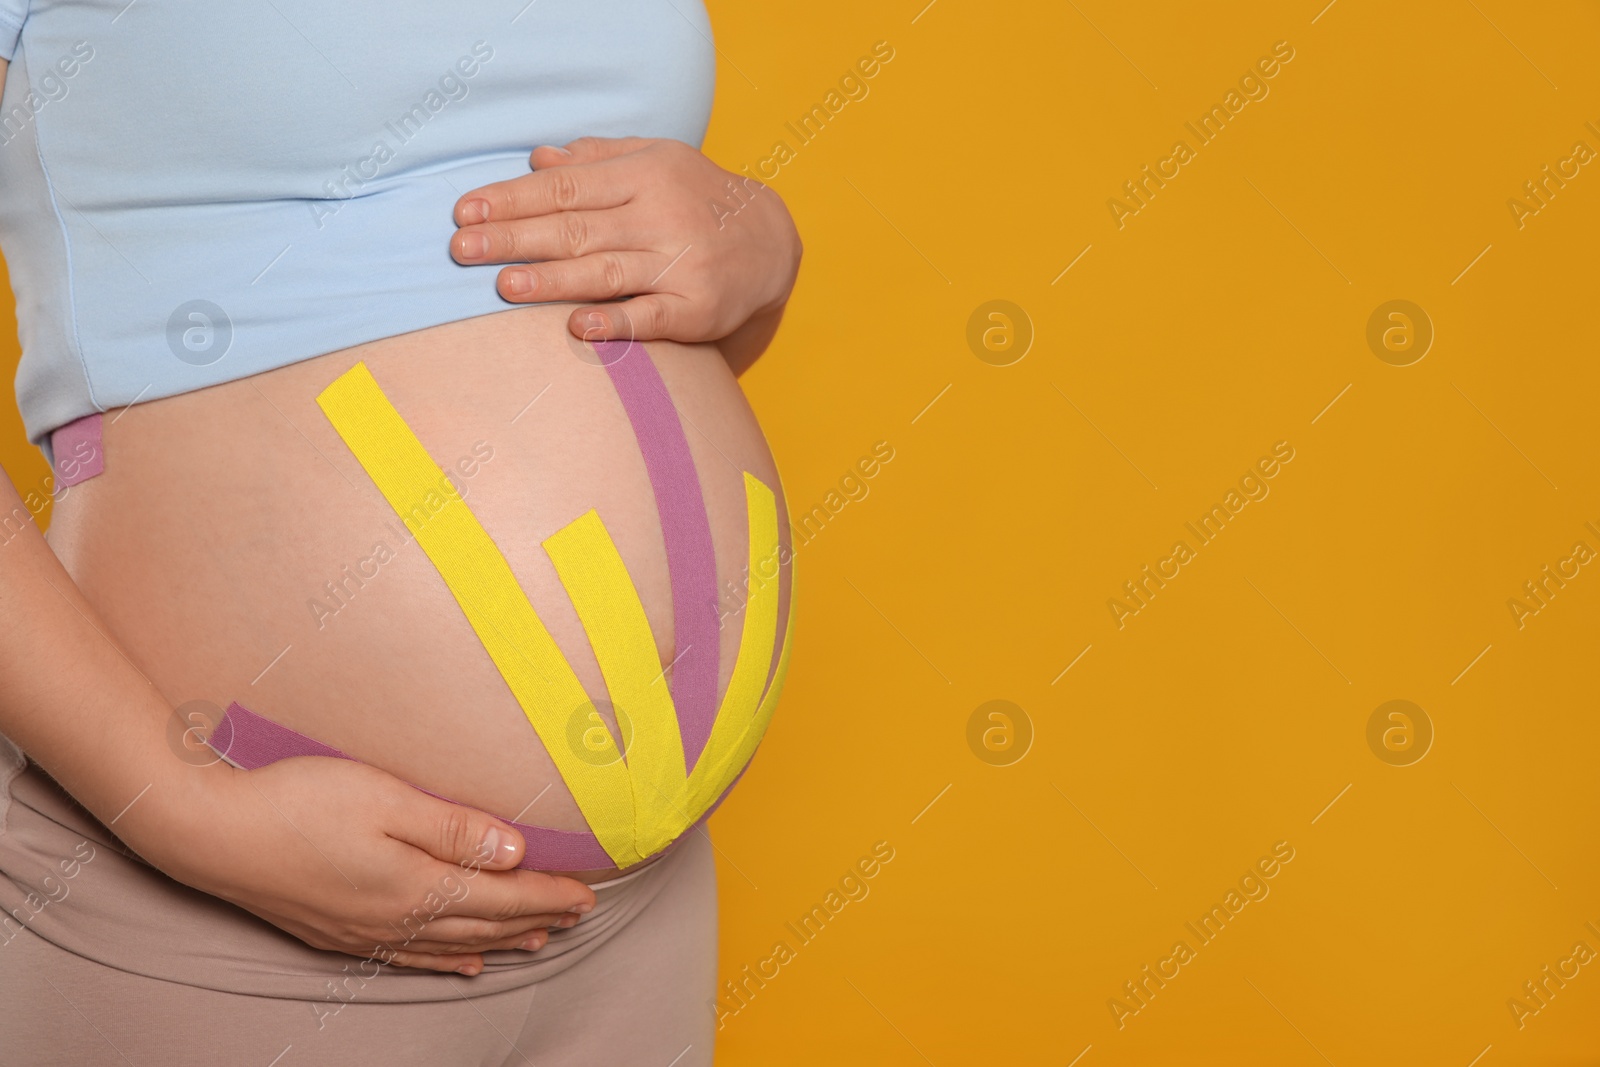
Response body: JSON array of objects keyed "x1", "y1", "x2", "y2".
[{"x1": 0, "y1": 3, "x2": 799, "y2": 1064}]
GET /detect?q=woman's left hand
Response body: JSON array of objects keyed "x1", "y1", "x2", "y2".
[{"x1": 450, "y1": 137, "x2": 801, "y2": 367}]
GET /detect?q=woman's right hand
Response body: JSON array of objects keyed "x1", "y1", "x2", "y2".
[{"x1": 118, "y1": 754, "x2": 598, "y2": 975}]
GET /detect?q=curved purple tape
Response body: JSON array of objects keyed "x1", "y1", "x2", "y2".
[
  {"x1": 594, "y1": 338, "x2": 721, "y2": 773},
  {"x1": 208, "y1": 702, "x2": 737, "y2": 873}
]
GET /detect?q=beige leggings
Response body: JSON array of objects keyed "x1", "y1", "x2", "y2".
[{"x1": 0, "y1": 746, "x2": 720, "y2": 1066}]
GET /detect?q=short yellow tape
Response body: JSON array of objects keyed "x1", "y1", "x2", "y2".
[
  {"x1": 675, "y1": 571, "x2": 796, "y2": 830},
  {"x1": 723, "y1": 572, "x2": 796, "y2": 792},
  {"x1": 543, "y1": 509, "x2": 690, "y2": 858},
  {"x1": 680, "y1": 472, "x2": 783, "y2": 825},
  {"x1": 317, "y1": 363, "x2": 641, "y2": 867}
]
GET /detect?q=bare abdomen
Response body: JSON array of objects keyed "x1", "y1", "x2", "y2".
[{"x1": 44, "y1": 304, "x2": 788, "y2": 881}]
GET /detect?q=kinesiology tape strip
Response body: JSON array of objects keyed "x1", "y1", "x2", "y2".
[
  {"x1": 207, "y1": 700, "x2": 763, "y2": 872},
  {"x1": 543, "y1": 508, "x2": 690, "y2": 859},
  {"x1": 317, "y1": 362, "x2": 641, "y2": 865},
  {"x1": 594, "y1": 338, "x2": 722, "y2": 773},
  {"x1": 311, "y1": 359, "x2": 792, "y2": 867}
]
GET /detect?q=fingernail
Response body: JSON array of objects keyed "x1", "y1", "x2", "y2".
[
  {"x1": 538, "y1": 144, "x2": 571, "y2": 157},
  {"x1": 571, "y1": 902, "x2": 593, "y2": 915},
  {"x1": 518, "y1": 935, "x2": 544, "y2": 951},
  {"x1": 456, "y1": 963, "x2": 480, "y2": 976},
  {"x1": 478, "y1": 826, "x2": 513, "y2": 862},
  {"x1": 457, "y1": 231, "x2": 489, "y2": 260},
  {"x1": 505, "y1": 271, "x2": 535, "y2": 296},
  {"x1": 557, "y1": 914, "x2": 579, "y2": 928},
  {"x1": 463, "y1": 197, "x2": 490, "y2": 223}
]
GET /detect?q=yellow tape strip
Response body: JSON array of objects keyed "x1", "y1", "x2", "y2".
[
  {"x1": 679, "y1": 572, "x2": 797, "y2": 828},
  {"x1": 543, "y1": 509, "x2": 689, "y2": 858},
  {"x1": 317, "y1": 363, "x2": 641, "y2": 867},
  {"x1": 725, "y1": 572, "x2": 796, "y2": 789},
  {"x1": 678, "y1": 563, "x2": 796, "y2": 831},
  {"x1": 680, "y1": 472, "x2": 783, "y2": 825}
]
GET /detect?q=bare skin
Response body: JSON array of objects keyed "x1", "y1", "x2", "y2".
[
  {"x1": 45, "y1": 302, "x2": 784, "y2": 876},
  {"x1": 0, "y1": 56, "x2": 796, "y2": 974}
]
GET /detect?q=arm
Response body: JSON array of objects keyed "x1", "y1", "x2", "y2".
[
  {"x1": 0, "y1": 471, "x2": 598, "y2": 972},
  {"x1": 451, "y1": 138, "x2": 803, "y2": 376},
  {"x1": 0, "y1": 52, "x2": 593, "y2": 961}
]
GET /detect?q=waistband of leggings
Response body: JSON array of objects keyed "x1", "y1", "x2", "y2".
[{"x1": 0, "y1": 753, "x2": 694, "y2": 1002}]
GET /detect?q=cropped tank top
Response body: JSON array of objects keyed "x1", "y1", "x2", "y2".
[{"x1": 0, "y1": 1, "x2": 715, "y2": 449}]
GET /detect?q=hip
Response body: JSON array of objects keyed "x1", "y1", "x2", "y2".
[{"x1": 0, "y1": 738, "x2": 718, "y2": 1005}]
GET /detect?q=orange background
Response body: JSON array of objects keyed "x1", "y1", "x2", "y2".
[{"x1": 7, "y1": 1, "x2": 1600, "y2": 1063}]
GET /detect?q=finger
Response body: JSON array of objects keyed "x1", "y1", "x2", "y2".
[
  {"x1": 454, "y1": 162, "x2": 635, "y2": 226},
  {"x1": 435, "y1": 866, "x2": 597, "y2": 923},
  {"x1": 567, "y1": 294, "x2": 702, "y2": 344},
  {"x1": 383, "y1": 792, "x2": 525, "y2": 871},
  {"x1": 377, "y1": 917, "x2": 563, "y2": 971},
  {"x1": 452, "y1": 207, "x2": 636, "y2": 266},
  {"x1": 380, "y1": 949, "x2": 486, "y2": 975},
  {"x1": 402, "y1": 912, "x2": 581, "y2": 952},
  {"x1": 405, "y1": 925, "x2": 585, "y2": 956},
  {"x1": 393, "y1": 922, "x2": 559, "y2": 956},
  {"x1": 493, "y1": 251, "x2": 667, "y2": 304},
  {"x1": 531, "y1": 136, "x2": 659, "y2": 169}
]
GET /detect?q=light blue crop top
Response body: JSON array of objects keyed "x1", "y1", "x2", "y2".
[{"x1": 0, "y1": 1, "x2": 715, "y2": 450}]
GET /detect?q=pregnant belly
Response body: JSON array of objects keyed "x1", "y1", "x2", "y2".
[{"x1": 43, "y1": 304, "x2": 792, "y2": 882}]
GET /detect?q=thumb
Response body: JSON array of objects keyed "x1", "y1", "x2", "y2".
[
  {"x1": 531, "y1": 136, "x2": 657, "y2": 169},
  {"x1": 569, "y1": 294, "x2": 700, "y2": 345},
  {"x1": 388, "y1": 792, "x2": 527, "y2": 871}
]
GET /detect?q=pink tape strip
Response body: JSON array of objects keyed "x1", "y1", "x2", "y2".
[
  {"x1": 208, "y1": 702, "x2": 739, "y2": 873},
  {"x1": 50, "y1": 412, "x2": 105, "y2": 487},
  {"x1": 594, "y1": 339, "x2": 722, "y2": 773}
]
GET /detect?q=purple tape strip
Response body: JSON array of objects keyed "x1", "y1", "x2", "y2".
[
  {"x1": 209, "y1": 702, "x2": 735, "y2": 873},
  {"x1": 50, "y1": 412, "x2": 105, "y2": 487},
  {"x1": 594, "y1": 338, "x2": 722, "y2": 773}
]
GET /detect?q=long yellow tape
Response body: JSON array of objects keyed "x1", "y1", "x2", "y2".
[
  {"x1": 317, "y1": 362, "x2": 795, "y2": 866},
  {"x1": 543, "y1": 509, "x2": 689, "y2": 858},
  {"x1": 317, "y1": 363, "x2": 641, "y2": 867},
  {"x1": 680, "y1": 472, "x2": 782, "y2": 825}
]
